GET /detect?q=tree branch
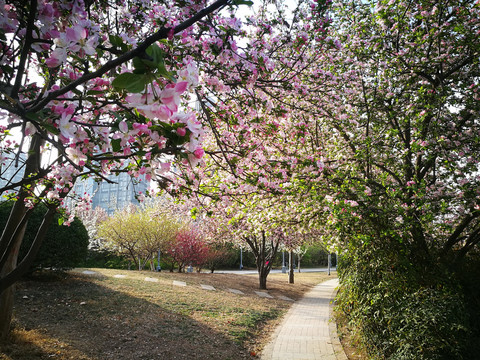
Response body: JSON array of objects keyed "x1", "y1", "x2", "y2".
[{"x1": 27, "y1": 0, "x2": 232, "y2": 114}]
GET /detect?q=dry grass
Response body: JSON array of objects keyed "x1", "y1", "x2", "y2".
[{"x1": 1, "y1": 268, "x2": 335, "y2": 360}]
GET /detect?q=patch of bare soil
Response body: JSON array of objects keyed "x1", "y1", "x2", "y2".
[{"x1": 1, "y1": 269, "x2": 335, "y2": 360}]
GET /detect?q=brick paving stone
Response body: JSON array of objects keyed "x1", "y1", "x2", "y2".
[
  {"x1": 228, "y1": 288, "x2": 245, "y2": 295},
  {"x1": 260, "y1": 278, "x2": 345, "y2": 360},
  {"x1": 172, "y1": 280, "x2": 187, "y2": 287},
  {"x1": 255, "y1": 291, "x2": 274, "y2": 298},
  {"x1": 200, "y1": 284, "x2": 216, "y2": 291}
]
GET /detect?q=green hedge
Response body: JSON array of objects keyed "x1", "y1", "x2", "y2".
[
  {"x1": 0, "y1": 201, "x2": 89, "y2": 270},
  {"x1": 337, "y1": 240, "x2": 471, "y2": 360}
]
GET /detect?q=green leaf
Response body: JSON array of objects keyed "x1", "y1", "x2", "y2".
[
  {"x1": 146, "y1": 43, "x2": 164, "y2": 64},
  {"x1": 111, "y1": 138, "x2": 122, "y2": 153},
  {"x1": 109, "y1": 35, "x2": 129, "y2": 52},
  {"x1": 144, "y1": 44, "x2": 174, "y2": 81},
  {"x1": 43, "y1": 122, "x2": 60, "y2": 135},
  {"x1": 231, "y1": 0, "x2": 253, "y2": 5},
  {"x1": 112, "y1": 72, "x2": 147, "y2": 93},
  {"x1": 26, "y1": 111, "x2": 41, "y2": 121},
  {"x1": 132, "y1": 57, "x2": 146, "y2": 72}
]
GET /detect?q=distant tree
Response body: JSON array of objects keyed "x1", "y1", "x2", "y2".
[
  {"x1": 97, "y1": 206, "x2": 142, "y2": 269},
  {"x1": 98, "y1": 201, "x2": 184, "y2": 270},
  {"x1": 164, "y1": 227, "x2": 209, "y2": 272},
  {"x1": 202, "y1": 243, "x2": 233, "y2": 273},
  {"x1": 75, "y1": 206, "x2": 109, "y2": 250}
]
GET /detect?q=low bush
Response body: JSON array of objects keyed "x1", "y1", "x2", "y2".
[
  {"x1": 337, "y1": 240, "x2": 471, "y2": 360},
  {"x1": 0, "y1": 201, "x2": 89, "y2": 271},
  {"x1": 80, "y1": 249, "x2": 130, "y2": 269}
]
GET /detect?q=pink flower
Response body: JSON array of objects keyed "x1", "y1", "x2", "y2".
[
  {"x1": 158, "y1": 162, "x2": 171, "y2": 174},
  {"x1": 58, "y1": 113, "x2": 77, "y2": 138},
  {"x1": 66, "y1": 24, "x2": 98, "y2": 56},
  {"x1": 176, "y1": 127, "x2": 187, "y2": 136},
  {"x1": 46, "y1": 47, "x2": 67, "y2": 67},
  {"x1": 177, "y1": 61, "x2": 199, "y2": 86},
  {"x1": 160, "y1": 82, "x2": 188, "y2": 111},
  {"x1": 174, "y1": 112, "x2": 202, "y2": 136},
  {"x1": 119, "y1": 120, "x2": 128, "y2": 133},
  {"x1": 136, "y1": 103, "x2": 172, "y2": 120},
  {"x1": 132, "y1": 122, "x2": 150, "y2": 135},
  {"x1": 193, "y1": 148, "x2": 204, "y2": 159},
  {"x1": 66, "y1": 147, "x2": 87, "y2": 166},
  {"x1": 25, "y1": 122, "x2": 37, "y2": 136}
]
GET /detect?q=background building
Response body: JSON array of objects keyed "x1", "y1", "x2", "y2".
[
  {"x1": 1, "y1": 152, "x2": 148, "y2": 214},
  {"x1": 72, "y1": 172, "x2": 148, "y2": 214}
]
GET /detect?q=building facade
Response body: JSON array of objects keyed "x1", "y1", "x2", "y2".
[{"x1": 73, "y1": 172, "x2": 148, "y2": 214}]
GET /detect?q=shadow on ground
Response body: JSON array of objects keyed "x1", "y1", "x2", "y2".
[{"x1": 1, "y1": 271, "x2": 252, "y2": 360}]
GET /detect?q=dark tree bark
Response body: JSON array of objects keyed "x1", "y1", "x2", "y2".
[
  {"x1": 288, "y1": 251, "x2": 294, "y2": 284},
  {"x1": 244, "y1": 231, "x2": 279, "y2": 290}
]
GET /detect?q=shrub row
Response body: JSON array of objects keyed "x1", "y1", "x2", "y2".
[{"x1": 336, "y1": 240, "x2": 478, "y2": 360}]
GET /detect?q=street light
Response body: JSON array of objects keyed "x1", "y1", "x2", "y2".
[
  {"x1": 240, "y1": 246, "x2": 243, "y2": 270},
  {"x1": 156, "y1": 249, "x2": 161, "y2": 272},
  {"x1": 328, "y1": 253, "x2": 331, "y2": 276}
]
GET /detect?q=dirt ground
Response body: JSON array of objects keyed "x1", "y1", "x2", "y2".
[{"x1": 1, "y1": 269, "x2": 336, "y2": 360}]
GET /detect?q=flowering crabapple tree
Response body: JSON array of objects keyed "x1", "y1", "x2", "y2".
[
  {"x1": 303, "y1": 1, "x2": 480, "y2": 357},
  {"x1": 74, "y1": 204, "x2": 108, "y2": 250},
  {"x1": 202, "y1": 195, "x2": 302, "y2": 289},
  {"x1": 164, "y1": 226, "x2": 210, "y2": 272},
  {"x1": 314, "y1": 0, "x2": 480, "y2": 269},
  {"x1": 0, "y1": 0, "x2": 252, "y2": 340},
  {"x1": 162, "y1": 0, "x2": 334, "y2": 288}
]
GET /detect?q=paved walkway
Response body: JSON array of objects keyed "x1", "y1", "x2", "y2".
[{"x1": 260, "y1": 278, "x2": 347, "y2": 360}]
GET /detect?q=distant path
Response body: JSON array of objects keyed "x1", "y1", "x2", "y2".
[
  {"x1": 260, "y1": 278, "x2": 347, "y2": 360},
  {"x1": 215, "y1": 267, "x2": 337, "y2": 275}
]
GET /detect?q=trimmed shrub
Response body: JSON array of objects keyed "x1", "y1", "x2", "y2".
[
  {"x1": 0, "y1": 201, "x2": 89, "y2": 270},
  {"x1": 337, "y1": 239, "x2": 470, "y2": 360}
]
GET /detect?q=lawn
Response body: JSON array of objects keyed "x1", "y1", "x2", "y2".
[{"x1": 1, "y1": 269, "x2": 335, "y2": 360}]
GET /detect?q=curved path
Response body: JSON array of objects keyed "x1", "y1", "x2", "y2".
[{"x1": 260, "y1": 278, "x2": 347, "y2": 360}]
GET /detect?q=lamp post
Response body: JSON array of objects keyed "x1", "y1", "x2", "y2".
[
  {"x1": 240, "y1": 246, "x2": 243, "y2": 270},
  {"x1": 328, "y1": 253, "x2": 331, "y2": 276},
  {"x1": 156, "y1": 249, "x2": 161, "y2": 272},
  {"x1": 282, "y1": 251, "x2": 286, "y2": 273}
]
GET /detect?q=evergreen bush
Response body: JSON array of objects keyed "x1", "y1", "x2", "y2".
[{"x1": 0, "y1": 201, "x2": 89, "y2": 271}]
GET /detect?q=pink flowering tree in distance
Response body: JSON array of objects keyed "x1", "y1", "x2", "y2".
[
  {"x1": 0, "y1": 0, "x2": 253, "y2": 339},
  {"x1": 165, "y1": 0, "x2": 334, "y2": 289},
  {"x1": 164, "y1": 226, "x2": 210, "y2": 272}
]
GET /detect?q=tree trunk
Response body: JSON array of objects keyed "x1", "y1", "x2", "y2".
[
  {"x1": 0, "y1": 135, "x2": 43, "y2": 340},
  {"x1": 0, "y1": 223, "x2": 26, "y2": 340},
  {"x1": 0, "y1": 284, "x2": 15, "y2": 340},
  {"x1": 288, "y1": 251, "x2": 294, "y2": 284},
  {"x1": 259, "y1": 271, "x2": 268, "y2": 290},
  {"x1": 243, "y1": 231, "x2": 279, "y2": 290}
]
